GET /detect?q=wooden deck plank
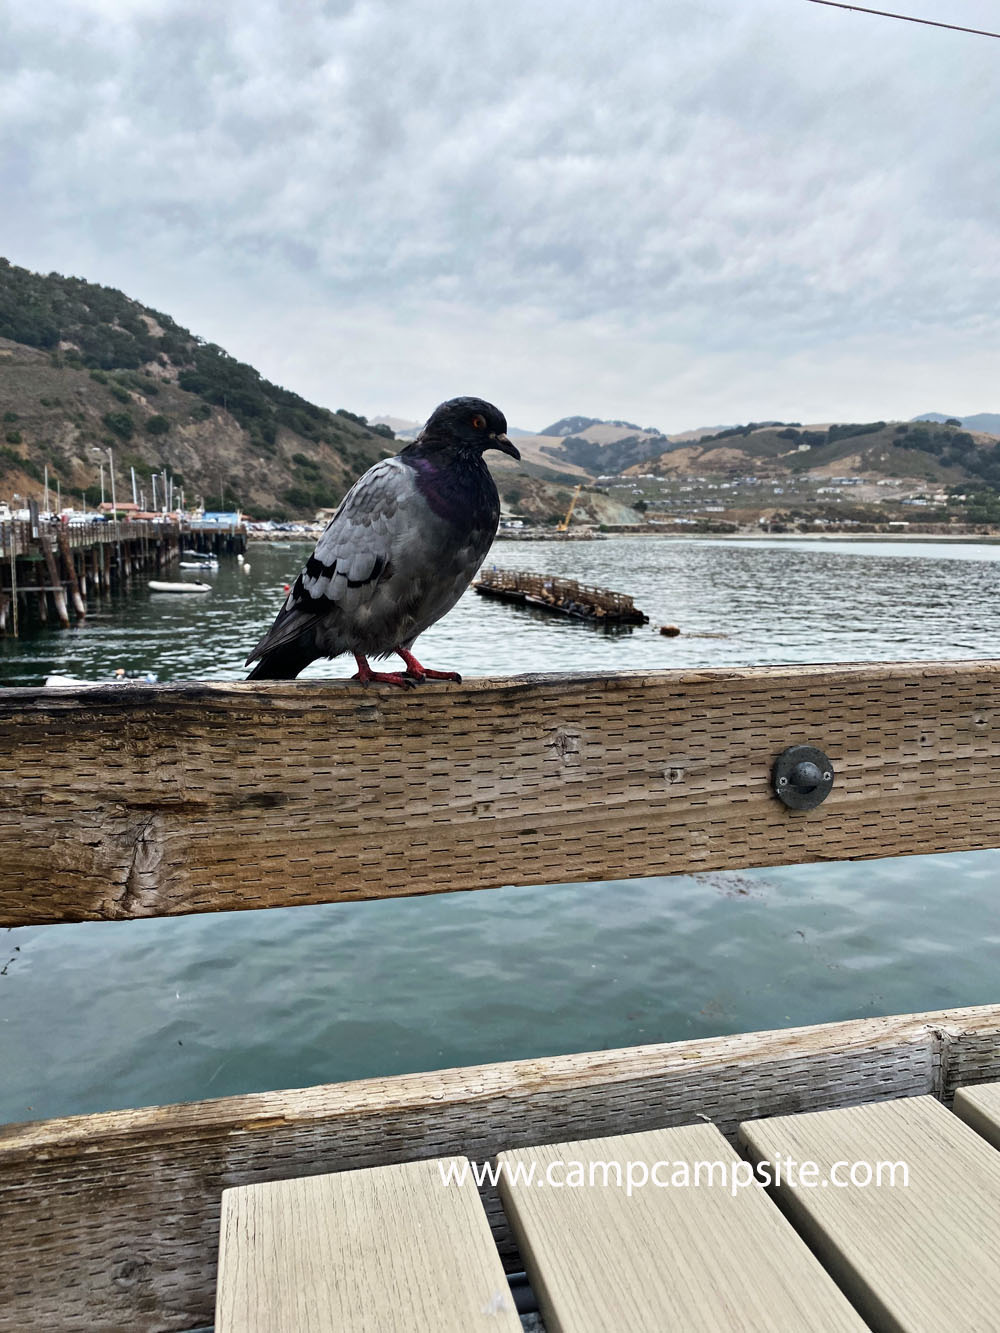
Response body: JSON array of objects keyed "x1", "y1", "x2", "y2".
[
  {"x1": 216, "y1": 1158, "x2": 521, "y2": 1333},
  {"x1": 4, "y1": 658, "x2": 1000, "y2": 924},
  {"x1": 952, "y1": 1080, "x2": 1000, "y2": 1151},
  {"x1": 5, "y1": 1002, "x2": 998, "y2": 1332},
  {"x1": 740, "y1": 1094, "x2": 1000, "y2": 1332},
  {"x1": 498, "y1": 1123, "x2": 867, "y2": 1332}
]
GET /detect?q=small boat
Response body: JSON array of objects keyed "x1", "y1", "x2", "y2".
[
  {"x1": 179, "y1": 552, "x2": 219, "y2": 570},
  {"x1": 148, "y1": 580, "x2": 212, "y2": 593}
]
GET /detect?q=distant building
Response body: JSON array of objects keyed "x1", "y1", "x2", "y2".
[{"x1": 193, "y1": 510, "x2": 243, "y2": 531}]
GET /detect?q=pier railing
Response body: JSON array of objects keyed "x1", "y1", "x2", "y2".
[
  {"x1": 2, "y1": 660, "x2": 999, "y2": 926},
  {"x1": 0, "y1": 516, "x2": 175, "y2": 557},
  {"x1": 0, "y1": 517, "x2": 248, "y2": 556},
  {"x1": 4, "y1": 661, "x2": 1000, "y2": 1330}
]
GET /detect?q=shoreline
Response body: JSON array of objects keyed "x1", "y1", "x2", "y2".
[
  {"x1": 678, "y1": 530, "x2": 1000, "y2": 545},
  {"x1": 510, "y1": 528, "x2": 1000, "y2": 546},
  {"x1": 249, "y1": 528, "x2": 1000, "y2": 548}
]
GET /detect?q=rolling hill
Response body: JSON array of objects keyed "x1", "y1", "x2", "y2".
[
  {"x1": 0, "y1": 259, "x2": 638, "y2": 525},
  {"x1": 0, "y1": 258, "x2": 399, "y2": 517},
  {"x1": 12, "y1": 256, "x2": 991, "y2": 528},
  {"x1": 623, "y1": 419, "x2": 1000, "y2": 489},
  {"x1": 533, "y1": 416, "x2": 742, "y2": 477}
]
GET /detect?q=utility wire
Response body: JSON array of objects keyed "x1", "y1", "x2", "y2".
[{"x1": 806, "y1": 0, "x2": 1000, "y2": 40}]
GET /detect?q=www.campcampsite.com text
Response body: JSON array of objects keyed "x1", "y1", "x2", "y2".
[{"x1": 438, "y1": 1155, "x2": 909, "y2": 1197}]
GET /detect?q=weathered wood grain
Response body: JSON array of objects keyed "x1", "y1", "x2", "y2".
[
  {"x1": 5, "y1": 659, "x2": 1000, "y2": 925},
  {"x1": 499, "y1": 1123, "x2": 866, "y2": 1332},
  {"x1": 2, "y1": 1003, "x2": 999, "y2": 1333},
  {"x1": 952, "y1": 1079, "x2": 1000, "y2": 1151},
  {"x1": 740, "y1": 1094, "x2": 1000, "y2": 1332},
  {"x1": 216, "y1": 1160, "x2": 521, "y2": 1332}
]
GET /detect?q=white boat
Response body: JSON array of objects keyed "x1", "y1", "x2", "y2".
[
  {"x1": 179, "y1": 560, "x2": 218, "y2": 570},
  {"x1": 148, "y1": 580, "x2": 212, "y2": 593}
]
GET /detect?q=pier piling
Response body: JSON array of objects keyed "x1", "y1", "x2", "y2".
[
  {"x1": 56, "y1": 528, "x2": 87, "y2": 620},
  {"x1": 0, "y1": 517, "x2": 246, "y2": 635}
]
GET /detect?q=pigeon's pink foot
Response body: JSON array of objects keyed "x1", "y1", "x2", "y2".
[
  {"x1": 396, "y1": 648, "x2": 462, "y2": 683},
  {"x1": 352, "y1": 654, "x2": 418, "y2": 688}
]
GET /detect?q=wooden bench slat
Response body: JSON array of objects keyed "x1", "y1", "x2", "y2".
[
  {"x1": 215, "y1": 1158, "x2": 521, "y2": 1333},
  {"x1": 740, "y1": 1094, "x2": 1000, "y2": 1332},
  {"x1": 4, "y1": 1002, "x2": 972, "y2": 1333},
  {"x1": 497, "y1": 1123, "x2": 867, "y2": 1332},
  {"x1": 953, "y1": 1080, "x2": 1000, "y2": 1151}
]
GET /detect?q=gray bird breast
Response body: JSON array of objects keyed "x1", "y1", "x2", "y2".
[{"x1": 301, "y1": 454, "x2": 500, "y2": 659}]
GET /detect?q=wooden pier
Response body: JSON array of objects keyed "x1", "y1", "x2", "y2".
[
  {"x1": 0, "y1": 516, "x2": 246, "y2": 634},
  {"x1": 473, "y1": 566, "x2": 647, "y2": 624},
  {"x1": 4, "y1": 661, "x2": 1000, "y2": 1329}
]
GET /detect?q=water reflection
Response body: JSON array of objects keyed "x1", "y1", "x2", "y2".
[{"x1": 2, "y1": 536, "x2": 1000, "y2": 1123}]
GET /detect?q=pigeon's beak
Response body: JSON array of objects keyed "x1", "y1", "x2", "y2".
[{"x1": 490, "y1": 433, "x2": 520, "y2": 460}]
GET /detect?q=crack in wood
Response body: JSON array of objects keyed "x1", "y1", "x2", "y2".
[{"x1": 113, "y1": 814, "x2": 165, "y2": 918}]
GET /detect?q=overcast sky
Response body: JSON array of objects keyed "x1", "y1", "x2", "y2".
[{"x1": 2, "y1": 0, "x2": 998, "y2": 432}]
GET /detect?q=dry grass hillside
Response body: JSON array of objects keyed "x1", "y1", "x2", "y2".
[
  {"x1": 625, "y1": 421, "x2": 1000, "y2": 489},
  {"x1": 0, "y1": 336, "x2": 391, "y2": 515},
  {"x1": 0, "y1": 259, "x2": 399, "y2": 517}
]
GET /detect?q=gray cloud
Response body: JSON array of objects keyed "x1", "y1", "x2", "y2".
[{"x1": 2, "y1": 0, "x2": 998, "y2": 429}]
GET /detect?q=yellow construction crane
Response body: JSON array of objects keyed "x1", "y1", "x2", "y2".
[{"x1": 557, "y1": 484, "x2": 583, "y2": 532}]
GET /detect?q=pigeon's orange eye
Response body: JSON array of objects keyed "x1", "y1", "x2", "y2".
[{"x1": 472, "y1": 414, "x2": 486, "y2": 430}]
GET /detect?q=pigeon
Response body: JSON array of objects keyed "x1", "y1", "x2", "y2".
[{"x1": 246, "y1": 396, "x2": 520, "y2": 684}]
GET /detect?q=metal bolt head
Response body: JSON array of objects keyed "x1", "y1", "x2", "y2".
[
  {"x1": 772, "y1": 745, "x2": 835, "y2": 811},
  {"x1": 791, "y1": 760, "x2": 823, "y2": 792}
]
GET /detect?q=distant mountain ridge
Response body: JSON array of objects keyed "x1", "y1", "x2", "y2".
[
  {"x1": 540, "y1": 416, "x2": 603, "y2": 437},
  {"x1": 540, "y1": 415, "x2": 662, "y2": 438},
  {"x1": 913, "y1": 412, "x2": 1000, "y2": 436},
  {"x1": 370, "y1": 413, "x2": 535, "y2": 442}
]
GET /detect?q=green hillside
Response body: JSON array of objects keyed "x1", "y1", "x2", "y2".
[{"x1": 0, "y1": 258, "x2": 394, "y2": 516}]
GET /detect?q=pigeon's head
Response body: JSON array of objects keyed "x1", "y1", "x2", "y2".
[{"x1": 421, "y1": 397, "x2": 520, "y2": 460}]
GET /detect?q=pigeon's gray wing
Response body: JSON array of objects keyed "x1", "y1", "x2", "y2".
[{"x1": 245, "y1": 458, "x2": 413, "y2": 664}]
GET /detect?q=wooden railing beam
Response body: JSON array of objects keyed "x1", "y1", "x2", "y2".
[{"x1": 3, "y1": 660, "x2": 1000, "y2": 927}]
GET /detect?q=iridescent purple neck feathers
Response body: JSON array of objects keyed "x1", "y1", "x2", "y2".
[{"x1": 403, "y1": 449, "x2": 500, "y2": 530}]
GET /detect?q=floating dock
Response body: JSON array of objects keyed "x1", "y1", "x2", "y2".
[{"x1": 473, "y1": 566, "x2": 647, "y2": 624}]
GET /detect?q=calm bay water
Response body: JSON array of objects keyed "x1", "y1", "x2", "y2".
[{"x1": 2, "y1": 536, "x2": 1000, "y2": 1124}]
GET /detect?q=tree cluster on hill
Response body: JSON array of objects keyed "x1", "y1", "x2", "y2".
[
  {"x1": 699, "y1": 421, "x2": 888, "y2": 448},
  {"x1": 892, "y1": 422, "x2": 1000, "y2": 482},
  {"x1": 952, "y1": 485, "x2": 1000, "y2": 524},
  {"x1": 0, "y1": 258, "x2": 392, "y2": 462},
  {"x1": 775, "y1": 422, "x2": 886, "y2": 446},
  {"x1": 547, "y1": 433, "x2": 668, "y2": 475},
  {"x1": 0, "y1": 257, "x2": 402, "y2": 516}
]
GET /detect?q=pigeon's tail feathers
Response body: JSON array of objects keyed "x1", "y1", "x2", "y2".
[
  {"x1": 246, "y1": 638, "x2": 319, "y2": 681},
  {"x1": 245, "y1": 605, "x2": 323, "y2": 680}
]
